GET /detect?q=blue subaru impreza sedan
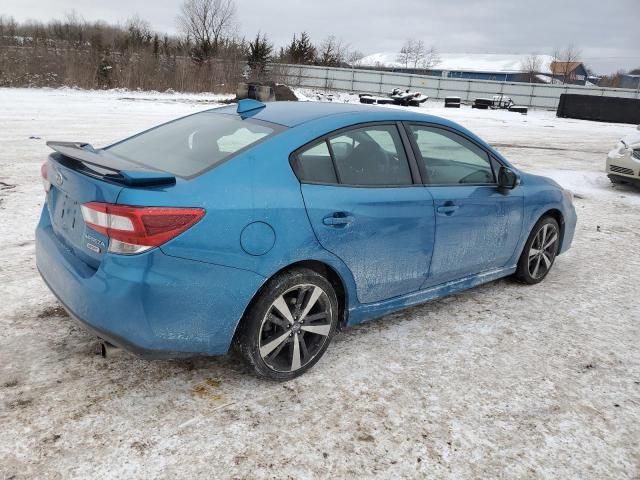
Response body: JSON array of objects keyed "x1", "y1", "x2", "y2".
[{"x1": 36, "y1": 99, "x2": 576, "y2": 379}]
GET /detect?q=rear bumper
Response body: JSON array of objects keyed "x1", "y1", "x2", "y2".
[{"x1": 36, "y1": 206, "x2": 265, "y2": 358}]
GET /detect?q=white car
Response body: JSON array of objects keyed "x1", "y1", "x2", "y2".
[{"x1": 607, "y1": 125, "x2": 640, "y2": 186}]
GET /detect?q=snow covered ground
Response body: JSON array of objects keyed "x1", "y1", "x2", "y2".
[{"x1": 1, "y1": 87, "x2": 639, "y2": 479}]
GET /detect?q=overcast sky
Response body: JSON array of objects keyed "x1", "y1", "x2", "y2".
[{"x1": 3, "y1": 0, "x2": 638, "y2": 74}]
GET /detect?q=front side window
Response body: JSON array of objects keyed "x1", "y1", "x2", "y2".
[
  {"x1": 408, "y1": 125, "x2": 495, "y2": 185},
  {"x1": 108, "y1": 112, "x2": 279, "y2": 177}
]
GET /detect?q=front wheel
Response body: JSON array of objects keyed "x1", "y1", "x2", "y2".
[
  {"x1": 236, "y1": 268, "x2": 339, "y2": 381},
  {"x1": 515, "y1": 216, "x2": 560, "y2": 284}
]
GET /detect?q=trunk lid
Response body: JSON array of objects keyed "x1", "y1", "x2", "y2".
[
  {"x1": 45, "y1": 142, "x2": 176, "y2": 270},
  {"x1": 46, "y1": 155, "x2": 121, "y2": 269}
]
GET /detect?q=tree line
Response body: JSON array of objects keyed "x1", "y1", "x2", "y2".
[
  {"x1": 0, "y1": 0, "x2": 363, "y2": 92},
  {"x1": 0, "y1": 12, "x2": 241, "y2": 91},
  {"x1": 1, "y1": 1, "x2": 636, "y2": 92}
]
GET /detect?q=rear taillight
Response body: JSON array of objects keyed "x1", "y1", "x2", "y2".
[
  {"x1": 41, "y1": 162, "x2": 51, "y2": 193},
  {"x1": 81, "y1": 202, "x2": 205, "y2": 255}
]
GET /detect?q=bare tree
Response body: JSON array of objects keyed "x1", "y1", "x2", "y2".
[
  {"x1": 316, "y1": 35, "x2": 349, "y2": 67},
  {"x1": 126, "y1": 15, "x2": 153, "y2": 50},
  {"x1": 397, "y1": 39, "x2": 440, "y2": 70},
  {"x1": 551, "y1": 45, "x2": 582, "y2": 84},
  {"x1": 522, "y1": 54, "x2": 542, "y2": 83},
  {"x1": 177, "y1": 0, "x2": 236, "y2": 61},
  {"x1": 397, "y1": 39, "x2": 423, "y2": 68},
  {"x1": 411, "y1": 39, "x2": 426, "y2": 68},
  {"x1": 397, "y1": 42, "x2": 411, "y2": 68},
  {"x1": 421, "y1": 45, "x2": 441, "y2": 70},
  {"x1": 0, "y1": 15, "x2": 18, "y2": 37},
  {"x1": 347, "y1": 50, "x2": 365, "y2": 67}
]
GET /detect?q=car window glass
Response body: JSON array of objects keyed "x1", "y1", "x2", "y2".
[
  {"x1": 365, "y1": 129, "x2": 397, "y2": 154},
  {"x1": 409, "y1": 125, "x2": 494, "y2": 185},
  {"x1": 329, "y1": 125, "x2": 412, "y2": 186},
  {"x1": 329, "y1": 135, "x2": 357, "y2": 161},
  {"x1": 331, "y1": 135, "x2": 358, "y2": 147},
  {"x1": 296, "y1": 141, "x2": 338, "y2": 184},
  {"x1": 108, "y1": 112, "x2": 278, "y2": 177},
  {"x1": 217, "y1": 127, "x2": 270, "y2": 153}
]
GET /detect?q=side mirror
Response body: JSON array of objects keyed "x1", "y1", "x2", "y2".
[{"x1": 497, "y1": 166, "x2": 519, "y2": 190}]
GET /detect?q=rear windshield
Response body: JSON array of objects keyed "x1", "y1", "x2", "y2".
[{"x1": 107, "y1": 111, "x2": 281, "y2": 177}]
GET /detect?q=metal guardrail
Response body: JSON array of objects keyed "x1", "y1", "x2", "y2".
[{"x1": 273, "y1": 63, "x2": 640, "y2": 110}]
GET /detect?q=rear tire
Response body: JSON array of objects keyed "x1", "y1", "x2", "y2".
[
  {"x1": 515, "y1": 216, "x2": 560, "y2": 285},
  {"x1": 236, "y1": 268, "x2": 339, "y2": 381}
]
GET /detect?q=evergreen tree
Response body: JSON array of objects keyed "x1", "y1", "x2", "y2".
[
  {"x1": 153, "y1": 34, "x2": 160, "y2": 58},
  {"x1": 284, "y1": 32, "x2": 315, "y2": 64},
  {"x1": 162, "y1": 35, "x2": 170, "y2": 56},
  {"x1": 247, "y1": 33, "x2": 272, "y2": 77}
]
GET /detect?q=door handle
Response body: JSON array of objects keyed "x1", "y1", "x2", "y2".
[
  {"x1": 436, "y1": 205, "x2": 460, "y2": 216},
  {"x1": 323, "y1": 213, "x2": 354, "y2": 226}
]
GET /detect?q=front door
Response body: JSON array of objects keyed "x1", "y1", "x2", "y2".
[{"x1": 404, "y1": 123, "x2": 523, "y2": 286}]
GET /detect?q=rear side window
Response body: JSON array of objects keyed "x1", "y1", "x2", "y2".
[
  {"x1": 294, "y1": 124, "x2": 413, "y2": 186},
  {"x1": 408, "y1": 125, "x2": 494, "y2": 185},
  {"x1": 296, "y1": 141, "x2": 338, "y2": 184},
  {"x1": 107, "y1": 112, "x2": 280, "y2": 177}
]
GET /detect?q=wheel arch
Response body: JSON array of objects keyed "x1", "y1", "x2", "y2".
[
  {"x1": 284, "y1": 260, "x2": 349, "y2": 327},
  {"x1": 231, "y1": 259, "x2": 351, "y2": 346},
  {"x1": 540, "y1": 208, "x2": 565, "y2": 249},
  {"x1": 513, "y1": 206, "x2": 566, "y2": 266}
]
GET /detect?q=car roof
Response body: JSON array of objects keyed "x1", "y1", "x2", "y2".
[
  {"x1": 210, "y1": 100, "x2": 513, "y2": 168},
  {"x1": 212, "y1": 101, "x2": 432, "y2": 127}
]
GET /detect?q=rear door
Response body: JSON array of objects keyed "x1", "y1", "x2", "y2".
[
  {"x1": 404, "y1": 123, "x2": 523, "y2": 287},
  {"x1": 293, "y1": 123, "x2": 435, "y2": 304}
]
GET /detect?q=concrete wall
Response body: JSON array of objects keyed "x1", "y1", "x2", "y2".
[{"x1": 274, "y1": 64, "x2": 640, "y2": 110}]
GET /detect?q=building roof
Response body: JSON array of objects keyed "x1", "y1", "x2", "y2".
[{"x1": 358, "y1": 52, "x2": 555, "y2": 74}]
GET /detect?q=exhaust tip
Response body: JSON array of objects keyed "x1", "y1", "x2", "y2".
[{"x1": 100, "y1": 341, "x2": 120, "y2": 358}]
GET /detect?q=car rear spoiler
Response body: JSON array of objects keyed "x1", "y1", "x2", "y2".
[{"x1": 46, "y1": 141, "x2": 176, "y2": 187}]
